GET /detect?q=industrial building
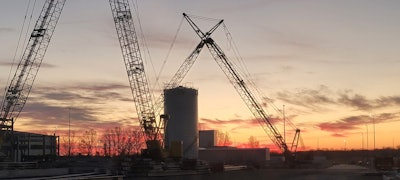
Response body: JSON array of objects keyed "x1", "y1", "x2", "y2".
[
  {"x1": 162, "y1": 85, "x2": 271, "y2": 166},
  {"x1": 199, "y1": 147, "x2": 270, "y2": 166},
  {"x1": 199, "y1": 130, "x2": 217, "y2": 148},
  {"x1": 198, "y1": 129, "x2": 270, "y2": 166},
  {"x1": 1, "y1": 131, "x2": 58, "y2": 162}
]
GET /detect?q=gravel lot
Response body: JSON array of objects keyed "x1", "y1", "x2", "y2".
[{"x1": 132, "y1": 164, "x2": 381, "y2": 180}]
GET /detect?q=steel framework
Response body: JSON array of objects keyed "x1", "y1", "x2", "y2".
[
  {"x1": 182, "y1": 13, "x2": 300, "y2": 165},
  {"x1": 109, "y1": 0, "x2": 158, "y2": 141},
  {"x1": 0, "y1": 0, "x2": 66, "y2": 137}
]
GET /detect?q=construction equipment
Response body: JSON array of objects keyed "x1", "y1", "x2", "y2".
[
  {"x1": 108, "y1": 0, "x2": 163, "y2": 157},
  {"x1": 0, "y1": 0, "x2": 66, "y2": 160},
  {"x1": 153, "y1": 20, "x2": 224, "y2": 116},
  {"x1": 182, "y1": 13, "x2": 300, "y2": 166}
]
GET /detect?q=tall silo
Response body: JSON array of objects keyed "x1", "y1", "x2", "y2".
[{"x1": 164, "y1": 86, "x2": 198, "y2": 159}]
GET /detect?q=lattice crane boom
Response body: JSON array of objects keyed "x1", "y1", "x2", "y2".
[
  {"x1": 183, "y1": 13, "x2": 299, "y2": 164},
  {"x1": 153, "y1": 18, "x2": 223, "y2": 115},
  {"x1": 153, "y1": 41, "x2": 204, "y2": 115},
  {"x1": 109, "y1": 0, "x2": 158, "y2": 141},
  {"x1": 0, "y1": 0, "x2": 66, "y2": 134},
  {"x1": 152, "y1": 14, "x2": 224, "y2": 115},
  {"x1": 205, "y1": 39, "x2": 289, "y2": 152}
]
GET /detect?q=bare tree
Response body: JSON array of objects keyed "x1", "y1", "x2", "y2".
[
  {"x1": 101, "y1": 126, "x2": 145, "y2": 156},
  {"x1": 217, "y1": 131, "x2": 233, "y2": 146},
  {"x1": 125, "y1": 126, "x2": 145, "y2": 154},
  {"x1": 248, "y1": 136, "x2": 260, "y2": 148},
  {"x1": 102, "y1": 128, "x2": 113, "y2": 156},
  {"x1": 113, "y1": 127, "x2": 124, "y2": 155},
  {"x1": 79, "y1": 129, "x2": 97, "y2": 156},
  {"x1": 60, "y1": 136, "x2": 69, "y2": 156},
  {"x1": 60, "y1": 130, "x2": 77, "y2": 156}
]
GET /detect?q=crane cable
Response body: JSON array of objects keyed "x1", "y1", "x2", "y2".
[
  {"x1": 221, "y1": 23, "x2": 273, "y2": 117},
  {"x1": 154, "y1": 16, "x2": 184, "y2": 89},
  {"x1": 186, "y1": 13, "x2": 221, "y2": 22},
  {"x1": 1, "y1": 0, "x2": 37, "y2": 114},
  {"x1": 222, "y1": 23, "x2": 252, "y2": 81},
  {"x1": 130, "y1": 0, "x2": 158, "y2": 92},
  {"x1": 222, "y1": 22, "x2": 297, "y2": 130}
]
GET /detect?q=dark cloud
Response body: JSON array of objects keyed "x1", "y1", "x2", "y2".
[
  {"x1": 200, "y1": 116, "x2": 282, "y2": 134},
  {"x1": 20, "y1": 102, "x2": 97, "y2": 123},
  {"x1": 0, "y1": 61, "x2": 56, "y2": 68},
  {"x1": 338, "y1": 93, "x2": 373, "y2": 111},
  {"x1": 318, "y1": 115, "x2": 370, "y2": 133},
  {"x1": 30, "y1": 83, "x2": 132, "y2": 103},
  {"x1": 377, "y1": 96, "x2": 400, "y2": 107},
  {"x1": 339, "y1": 93, "x2": 400, "y2": 111},
  {"x1": 6, "y1": 82, "x2": 139, "y2": 133},
  {"x1": 0, "y1": 27, "x2": 14, "y2": 33},
  {"x1": 200, "y1": 118, "x2": 258, "y2": 126},
  {"x1": 275, "y1": 85, "x2": 334, "y2": 111},
  {"x1": 317, "y1": 112, "x2": 400, "y2": 136},
  {"x1": 200, "y1": 117, "x2": 261, "y2": 132},
  {"x1": 260, "y1": 85, "x2": 400, "y2": 138},
  {"x1": 275, "y1": 86, "x2": 400, "y2": 112},
  {"x1": 331, "y1": 133, "x2": 346, "y2": 138}
]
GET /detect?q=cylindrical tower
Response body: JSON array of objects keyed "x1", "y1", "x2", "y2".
[{"x1": 164, "y1": 86, "x2": 198, "y2": 159}]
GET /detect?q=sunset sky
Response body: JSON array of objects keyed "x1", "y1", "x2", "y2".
[{"x1": 1, "y1": 0, "x2": 400, "y2": 151}]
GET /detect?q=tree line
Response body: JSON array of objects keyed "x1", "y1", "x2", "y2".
[
  {"x1": 59, "y1": 126, "x2": 146, "y2": 156},
  {"x1": 59, "y1": 128, "x2": 262, "y2": 157}
]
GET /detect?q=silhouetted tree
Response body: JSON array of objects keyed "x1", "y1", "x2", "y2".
[
  {"x1": 101, "y1": 126, "x2": 145, "y2": 156},
  {"x1": 248, "y1": 136, "x2": 260, "y2": 148},
  {"x1": 60, "y1": 130, "x2": 76, "y2": 156},
  {"x1": 79, "y1": 129, "x2": 97, "y2": 156},
  {"x1": 102, "y1": 128, "x2": 113, "y2": 156},
  {"x1": 217, "y1": 131, "x2": 233, "y2": 146},
  {"x1": 125, "y1": 126, "x2": 146, "y2": 155}
]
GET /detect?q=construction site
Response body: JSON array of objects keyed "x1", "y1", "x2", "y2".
[{"x1": 0, "y1": 0, "x2": 399, "y2": 179}]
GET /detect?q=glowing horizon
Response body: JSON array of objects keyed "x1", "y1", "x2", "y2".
[{"x1": 1, "y1": 0, "x2": 400, "y2": 152}]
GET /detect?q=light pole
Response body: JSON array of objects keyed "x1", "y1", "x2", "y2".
[
  {"x1": 372, "y1": 115, "x2": 376, "y2": 151},
  {"x1": 361, "y1": 132, "x2": 364, "y2": 150},
  {"x1": 283, "y1": 105, "x2": 286, "y2": 144},
  {"x1": 68, "y1": 107, "x2": 71, "y2": 157},
  {"x1": 366, "y1": 124, "x2": 369, "y2": 150}
]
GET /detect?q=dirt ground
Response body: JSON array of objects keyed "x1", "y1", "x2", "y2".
[{"x1": 132, "y1": 165, "x2": 382, "y2": 180}]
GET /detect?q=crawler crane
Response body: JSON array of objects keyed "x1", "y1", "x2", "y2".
[
  {"x1": 0, "y1": 0, "x2": 66, "y2": 160},
  {"x1": 181, "y1": 13, "x2": 301, "y2": 166},
  {"x1": 108, "y1": 0, "x2": 163, "y2": 157}
]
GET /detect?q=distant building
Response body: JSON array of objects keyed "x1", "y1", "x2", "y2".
[
  {"x1": 1, "y1": 131, "x2": 58, "y2": 162},
  {"x1": 199, "y1": 147, "x2": 270, "y2": 166},
  {"x1": 198, "y1": 129, "x2": 270, "y2": 165},
  {"x1": 199, "y1": 130, "x2": 217, "y2": 148}
]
